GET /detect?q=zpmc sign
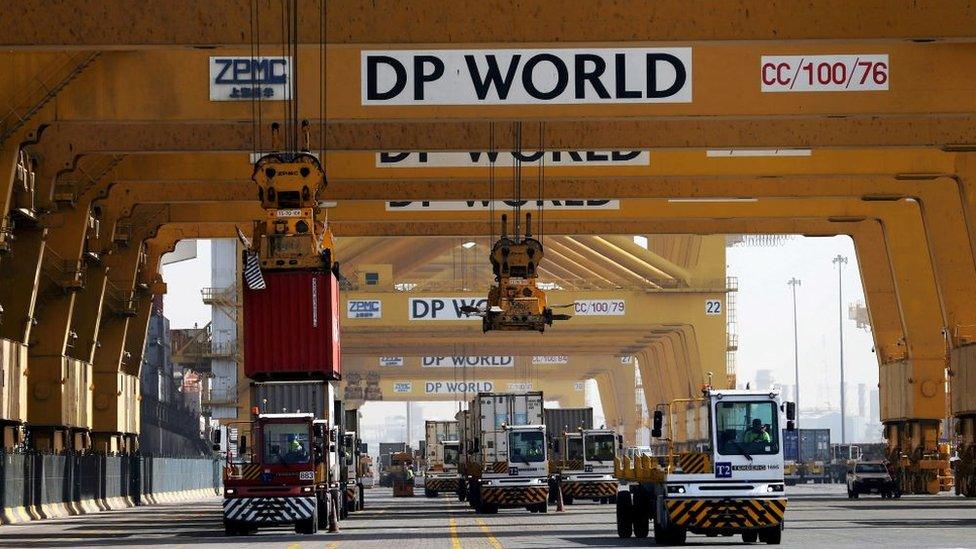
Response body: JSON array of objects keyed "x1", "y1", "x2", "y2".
[{"x1": 362, "y1": 48, "x2": 692, "y2": 105}]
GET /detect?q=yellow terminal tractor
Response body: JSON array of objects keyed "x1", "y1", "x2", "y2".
[
  {"x1": 615, "y1": 389, "x2": 795, "y2": 545},
  {"x1": 390, "y1": 452, "x2": 416, "y2": 498},
  {"x1": 461, "y1": 392, "x2": 550, "y2": 513},
  {"x1": 553, "y1": 428, "x2": 621, "y2": 505},
  {"x1": 544, "y1": 407, "x2": 620, "y2": 505},
  {"x1": 424, "y1": 420, "x2": 461, "y2": 498}
]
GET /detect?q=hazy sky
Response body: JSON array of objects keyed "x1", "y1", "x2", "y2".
[
  {"x1": 726, "y1": 236, "x2": 875, "y2": 413},
  {"x1": 161, "y1": 235, "x2": 874, "y2": 425}
]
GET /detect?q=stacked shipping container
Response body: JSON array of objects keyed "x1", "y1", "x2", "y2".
[{"x1": 243, "y1": 271, "x2": 341, "y2": 381}]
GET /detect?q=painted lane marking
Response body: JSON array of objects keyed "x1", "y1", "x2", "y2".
[
  {"x1": 449, "y1": 517, "x2": 462, "y2": 549},
  {"x1": 476, "y1": 518, "x2": 503, "y2": 549}
]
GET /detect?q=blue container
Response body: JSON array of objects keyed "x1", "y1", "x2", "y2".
[{"x1": 782, "y1": 429, "x2": 799, "y2": 461}]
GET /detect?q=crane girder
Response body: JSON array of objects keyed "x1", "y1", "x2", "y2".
[
  {"x1": 6, "y1": 1, "x2": 976, "y2": 48},
  {"x1": 25, "y1": 119, "x2": 976, "y2": 160}
]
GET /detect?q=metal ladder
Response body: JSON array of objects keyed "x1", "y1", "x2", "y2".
[{"x1": 0, "y1": 51, "x2": 101, "y2": 143}]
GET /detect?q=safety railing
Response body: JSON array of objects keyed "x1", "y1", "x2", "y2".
[
  {"x1": 0, "y1": 52, "x2": 101, "y2": 143},
  {"x1": 104, "y1": 280, "x2": 137, "y2": 317},
  {"x1": 40, "y1": 248, "x2": 85, "y2": 290},
  {"x1": 201, "y1": 286, "x2": 238, "y2": 307},
  {"x1": 0, "y1": 215, "x2": 12, "y2": 253}
]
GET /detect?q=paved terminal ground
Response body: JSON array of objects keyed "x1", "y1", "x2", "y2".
[{"x1": 0, "y1": 485, "x2": 974, "y2": 548}]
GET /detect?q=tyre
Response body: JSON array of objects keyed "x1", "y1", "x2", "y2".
[
  {"x1": 742, "y1": 530, "x2": 759, "y2": 543},
  {"x1": 317, "y1": 496, "x2": 330, "y2": 529},
  {"x1": 564, "y1": 494, "x2": 574, "y2": 505},
  {"x1": 761, "y1": 526, "x2": 782, "y2": 545},
  {"x1": 359, "y1": 484, "x2": 365, "y2": 510},
  {"x1": 653, "y1": 520, "x2": 668, "y2": 544},
  {"x1": 632, "y1": 489, "x2": 649, "y2": 539},
  {"x1": 537, "y1": 502, "x2": 548, "y2": 513},
  {"x1": 609, "y1": 493, "x2": 617, "y2": 504},
  {"x1": 295, "y1": 508, "x2": 318, "y2": 535},
  {"x1": 616, "y1": 490, "x2": 633, "y2": 538},
  {"x1": 424, "y1": 488, "x2": 435, "y2": 498},
  {"x1": 654, "y1": 520, "x2": 686, "y2": 545},
  {"x1": 339, "y1": 491, "x2": 349, "y2": 520},
  {"x1": 223, "y1": 520, "x2": 240, "y2": 536}
]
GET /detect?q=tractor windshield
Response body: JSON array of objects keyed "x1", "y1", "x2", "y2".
[
  {"x1": 566, "y1": 436, "x2": 583, "y2": 460},
  {"x1": 444, "y1": 444, "x2": 460, "y2": 466},
  {"x1": 509, "y1": 430, "x2": 546, "y2": 463},
  {"x1": 715, "y1": 401, "x2": 779, "y2": 456},
  {"x1": 584, "y1": 433, "x2": 617, "y2": 462},
  {"x1": 263, "y1": 422, "x2": 312, "y2": 465}
]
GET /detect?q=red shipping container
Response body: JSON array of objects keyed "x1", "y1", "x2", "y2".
[{"x1": 243, "y1": 270, "x2": 341, "y2": 380}]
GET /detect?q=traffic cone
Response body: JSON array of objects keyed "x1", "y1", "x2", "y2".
[{"x1": 556, "y1": 483, "x2": 565, "y2": 512}]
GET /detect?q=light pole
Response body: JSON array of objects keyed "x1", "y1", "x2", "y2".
[
  {"x1": 832, "y1": 254, "x2": 848, "y2": 444},
  {"x1": 787, "y1": 278, "x2": 801, "y2": 425}
]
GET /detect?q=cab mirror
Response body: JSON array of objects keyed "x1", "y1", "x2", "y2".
[
  {"x1": 314, "y1": 423, "x2": 326, "y2": 439},
  {"x1": 785, "y1": 401, "x2": 796, "y2": 421},
  {"x1": 651, "y1": 410, "x2": 663, "y2": 438},
  {"x1": 359, "y1": 442, "x2": 369, "y2": 454},
  {"x1": 211, "y1": 429, "x2": 222, "y2": 445},
  {"x1": 553, "y1": 439, "x2": 560, "y2": 454},
  {"x1": 618, "y1": 434, "x2": 624, "y2": 451},
  {"x1": 239, "y1": 435, "x2": 248, "y2": 456},
  {"x1": 786, "y1": 420, "x2": 796, "y2": 431},
  {"x1": 329, "y1": 428, "x2": 337, "y2": 443}
]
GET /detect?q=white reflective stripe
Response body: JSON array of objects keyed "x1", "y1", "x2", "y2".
[
  {"x1": 243, "y1": 251, "x2": 266, "y2": 290},
  {"x1": 224, "y1": 497, "x2": 316, "y2": 522}
]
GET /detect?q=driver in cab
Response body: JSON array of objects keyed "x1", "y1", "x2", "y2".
[
  {"x1": 286, "y1": 435, "x2": 309, "y2": 461},
  {"x1": 742, "y1": 418, "x2": 771, "y2": 444}
]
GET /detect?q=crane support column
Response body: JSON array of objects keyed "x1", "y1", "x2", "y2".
[
  {"x1": 24, "y1": 197, "x2": 97, "y2": 452},
  {"x1": 89, "y1": 224, "x2": 144, "y2": 455},
  {"x1": 0, "y1": 139, "x2": 46, "y2": 448},
  {"x1": 868, "y1": 204, "x2": 948, "y2": 495},
  {"x1": 948, "y1": 153, "x2": 976, "y2": 496},
  {"x1": 595, "y1": 365, "x2": 638, "y2": 444}
]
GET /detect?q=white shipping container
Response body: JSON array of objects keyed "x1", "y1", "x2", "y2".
[
  {"x1": 455, "y1": 409, "x2": 473, "y2": 464},
  {"x1": 470, "y1": 392, "x2": 544, "y2": 466},
  {"x1": 425, "y1": 420, "x2": 460, "y2": 466}
]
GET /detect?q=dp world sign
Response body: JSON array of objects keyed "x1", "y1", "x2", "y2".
[{"x1": 362, "y1": 48, "x2": 691, "y2": 105}]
